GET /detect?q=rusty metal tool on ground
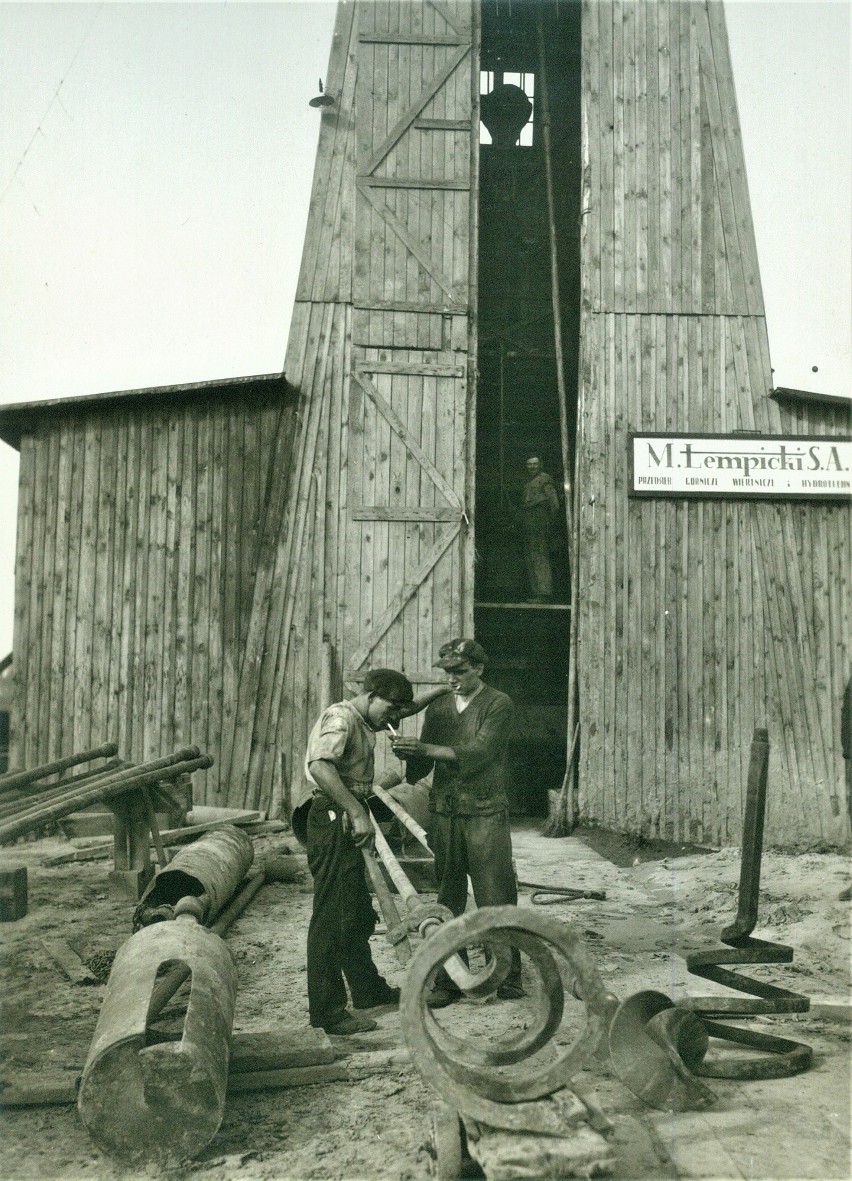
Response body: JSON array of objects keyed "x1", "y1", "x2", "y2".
[
  {"x1": 519, "y1": 880, "x2": 607, "y2": 905},
  {"x1": 677, "y1": 728, "x2": 812, "y2": 1079},
  {"x1": 608, "y1": 990, "x2": 717, "y2": 1111}
]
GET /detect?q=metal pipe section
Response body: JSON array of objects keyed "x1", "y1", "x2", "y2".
[
  {"x1": 0, "y1": 752, "x2": 212, "y2": 843},
  {"x1": 78, "y1": 919, "x2": 238, "y2": 1166},
  {"x1": 371, "y1": 782, "x2": 431, "y2": 853},
  {"x1": 368, "y1": 816, "x2": 491, "y2": 993},
  {"x1": 133, "y1": 825, "x2": 254, "y2": 929},
  {"x1": 0, "y1": 743, "x2": 120, "y2": 793}
]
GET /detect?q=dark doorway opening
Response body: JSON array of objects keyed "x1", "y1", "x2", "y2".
[{"x1": 475, "y1": 0, "x2": 582, "y2": 816}]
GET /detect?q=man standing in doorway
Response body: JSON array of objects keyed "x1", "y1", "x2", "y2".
[
  {"x1": 521, "y1": 456, "x2": 559, "y2": 602},
  {"x1": 390, "y1": 638, "x2": 523, "y2": 1006}
]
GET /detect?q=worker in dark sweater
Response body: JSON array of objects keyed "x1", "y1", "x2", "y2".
[{"x1": 390, "y1": 638, "x2": 523, "y2": 1006}]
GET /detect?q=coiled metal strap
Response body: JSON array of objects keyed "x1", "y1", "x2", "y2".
[{"x1": 679, "y1": 729, "x2": 812, "y2": 1079}]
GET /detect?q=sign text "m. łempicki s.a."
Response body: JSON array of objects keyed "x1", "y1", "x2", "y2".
[{"x1": 629, "y1": 434, "x2": 851, "y2": 499}]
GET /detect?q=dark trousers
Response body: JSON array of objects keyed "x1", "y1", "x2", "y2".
[
  {"x1": 430, "y1": 810, "x2": 521, "y2": 987},
  {"x1": 305, "y1": 798, "x2": 386, "y2": 1028}
]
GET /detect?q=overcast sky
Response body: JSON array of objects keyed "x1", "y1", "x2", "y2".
[{"x1": 0, "y1": 0, "x2": 850, "y2": 656}]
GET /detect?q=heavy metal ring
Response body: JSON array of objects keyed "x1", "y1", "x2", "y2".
[{"x1": 400, "y1": 906, "x2": 611, "y2": 1128}]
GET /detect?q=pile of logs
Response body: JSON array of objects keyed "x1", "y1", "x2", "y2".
[{"x1": 0, "y1": 742, "x2": 213, "y2": 898}]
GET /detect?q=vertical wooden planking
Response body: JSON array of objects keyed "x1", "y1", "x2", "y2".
[
  {"x1": 117, "y1": 415, "x2": 138, "y2": 760},
  {"x1": 107, "y1": 413, "x2": 128, "y2": 753},
  {"x1": 640, "y1": 317, "x2": 660, "y2": 832},
  {"x1": 142, "y1": 416, "x2": 166, "y2": 763},
  {"x1": 667, "y1": 1, "x2": 683, "y2": 311},
  {"x1": 582, "y1": 0, "x2": 601, "y2": 313},
  {"x1": 39, "y1": 425, "x2": 59, "y2": 763},
  {"x1": 72, "y1": 419, "x2": 97, "y2": 753},
  {"x1": 190, "y1": 408, "x2": 211, "y2": 778},
  {"x1": 91, "y1": 415, "x2": 116, "y2": 750},
  {"x1": 12, "y1": 437, "x2": 35, "y2": 767},
  {"x1": 25, "y1": 431, "x2": 49, "y2": 765},
  {"x1": 598, "y1": 1, "x2": 615, "y2": 310},
  {"x1": 174, "y1": 405, "x2": 195, "y2": 752},
  {"x1": 161, "y1": 408, "x2": 182, "y2": 755},
  {"x1": 206, "y1": 406, "x2": 226, "y2": 796},
  {"x1": 621, "y1": 0, "x2": 636, "y2": 312},
  {"x1": 634, "y1": 0, "x2": 649, "y2": 312},
  {"x1": 676, "y1": 2, "x2": 694, "y2": 308},
  {"x1": 602, "y1": 315, "x2": 617, "y2": 825},
  {"x1": 653, "y1": 0, "x2": 671, "y2": 311},
  {"x1": 59, "y1": 420, "x2": 83, "y2": 760},
  {"x1": 623, "y1": 314, "x2": 640, "y2": 831},
  {"x1": 611, "y1": 0, "x2": 625, "y2": 312}
]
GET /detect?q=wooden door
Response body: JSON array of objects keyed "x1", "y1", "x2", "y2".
[{"x1": 344, "y1": 0, "x2": 478, "y2": 691}]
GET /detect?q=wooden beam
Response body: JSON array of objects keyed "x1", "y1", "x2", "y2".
[
  {"x1": 354, "y1": 300, "x2": 467, "y2": 315},
  {"x1": 351, "y1": 506, "x2": 462, "y2": 522},
  {"x1": 359, "y1": 33, "x2": 466, "y2": 46},
  {"x1": 358, "y1": 176, "x2": 469, "y2": 190},
  {"x1": 414, "y1": 118, "x2": 471, "y2": 130},
  {"x1": 357, "y1": 361, "x2": 465, "y2": 377}
]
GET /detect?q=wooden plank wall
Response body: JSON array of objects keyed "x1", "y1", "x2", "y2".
[
  {"x1": 222, "y1": 0, "x2": 479, "y2": 805},
  {"x1": 345, "y1": 0, "x2": 477, "y2": 785},
  {"x1": 577, "y1": 0, "x2": 849, "y2": 848},
  {"x1": 11, "y1": 389, "x2": 284, "y2": 806}
]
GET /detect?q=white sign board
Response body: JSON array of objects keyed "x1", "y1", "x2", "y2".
[{"x1": 630, "y1": 434, "x2": 851, "y2": 500}]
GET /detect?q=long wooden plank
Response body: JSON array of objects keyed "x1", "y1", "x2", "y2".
[
  {"x1": 359, "y1": 360, "x2": 465, "y2": 376},
  {"x1": 351, "y1": 506, "x2": 461, "y2": 521},
  {"x1": 296, "y1": 0, "x2": 357, "y2": 302},
  {"x1": 143, "y1": 415, "x2": 167, "y2": 763},
  {"x1": 162, "y1": 409, "x2": 182, "y2": 754},
  {"x1": 693, "y1": 1, "x2": 749, "y2": 313},
  {"x1": 91, "y1": 416, "x2": 116, "y2": 754},
  {"x1": 50, "y1": 421, "x2": 76, "y2": 759},
  {"x1": 117, "y1": 414, "x2": 139, "y2": 759},
  {"x1": 359, "y1": 32, "x2": 466, "y2": 45},
  {"x1": 621, "y1": 0, "x2": 636, "y2": 313},
  {"x1": 34, "y1": 428, "x2": 56, "y2": 763},
  {"x1": 360, "y1": 176, "x2": 468, "y2": 189},
  {"x1": 107, "y1": 413, "x2": 129, "y2": 753},
  {"x1": 234, "y1": 305, "x2": 336, "y2": 805},
  {"x1": 174, "y1": 407, "x2": 194, "y2": 750},
  {"x1": 12, "y1": 437, "x2": 35, "y2": 766},
  {"x1": 611, "y1": 0, "x2": 625, "y2": 312}
]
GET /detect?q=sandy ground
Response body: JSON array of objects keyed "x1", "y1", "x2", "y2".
[{"x1": 0, "y1": 822, "x2": 849, "y2": 1181}]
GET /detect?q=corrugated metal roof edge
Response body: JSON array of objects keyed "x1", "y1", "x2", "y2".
[{"x1": 0, "y1": 371, "x2": 289, "y2": 450}]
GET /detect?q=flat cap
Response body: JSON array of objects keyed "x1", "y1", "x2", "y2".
[{"x1": 433, "y1": 638, "x2": 488, "y2": 669}]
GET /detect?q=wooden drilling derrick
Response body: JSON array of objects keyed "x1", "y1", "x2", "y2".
[{"x1": 0, "y1": 0, "x2": 848, "y2": 849}]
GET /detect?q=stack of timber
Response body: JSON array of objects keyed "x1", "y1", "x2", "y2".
[{"x1": 0, "y1": 744, "x2": 212, "y2": 845}]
